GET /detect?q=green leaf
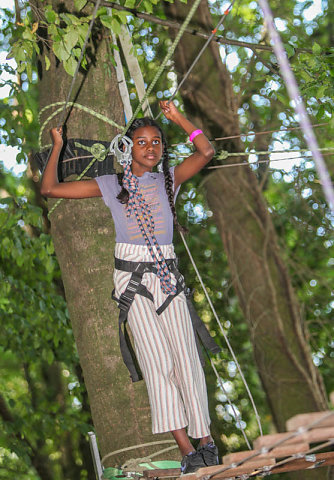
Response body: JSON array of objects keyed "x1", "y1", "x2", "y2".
[
  {"x1": 284, "y1": 43, "x2": 295, "y2": 58},
  {"x1": 74, "y1": 0, "x2": 88, "y2": 10},
  {"x1": 22, "y1": 29, "x2": 34, "y2": 41},
  {"x1": 143, "y1": 0, "x2": 153, "y2": 13},
  {"x1": 44, "y1": 6, "x2": 57, "y2": 23},
  {"x1": 45, "y1": 54, "x2": 50, "y2": 71},
  {"x1": 26, "y1": 62, "x2": 32, "y2": 82},
  {"x1": 124, "y1": 0, "x2": 136, "y2": 7},
  {"x1": 48, "y1": 23, "x2": 58, "y2": 37},
  {"x1": 114, "y1": 10, "x2": 129, "y2": 24},
  {"x1": 63, "y1": 55, "x2": 78, "y2": 76},
  {"x1": 100, "y1": 14, "x2": 114, "y2": 30},
  {"x1": 53, "y1": 41, "x2": 71, "y2": 62},
  {"x1": 63, "y1": 29, "x2": 79, "y2": 52},
  {"x1": 312, "y1": 43, "x2": 322, "y2": 55}
]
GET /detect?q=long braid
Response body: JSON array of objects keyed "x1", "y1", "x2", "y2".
[{"x1": 161, "y1": 147, "x2": 188, "y2": 234}]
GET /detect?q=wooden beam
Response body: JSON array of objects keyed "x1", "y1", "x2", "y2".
[
  {"x1": 222, "y1": 442, "x2": 309, "y2": 464},
  {"x1": 286, "y1": 411, "x2": 334, "y2": 431},
  {"x1": 253, "y1": 427, "x2": 334, "y2": 448},
  {"x1": 143, "y1": 452, "x2": 334, "y2": 480}
]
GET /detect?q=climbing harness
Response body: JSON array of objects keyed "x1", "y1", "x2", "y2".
[{"x1": 112, "y1": 256, "x2": 221, "y2": 382}]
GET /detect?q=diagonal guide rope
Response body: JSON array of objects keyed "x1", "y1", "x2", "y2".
[
  {"x1": 180, "y1": 231, "x2": 263, "y2": 438},
  {"x1": 258, "y1": 0, "x2": 334, "y2": 213},
  {"x1": 121, "y1": 0, "x2": 204, "y2": 135},
  {"x1": 155, "y1": 0, "x2": 235, "y2": 120}
]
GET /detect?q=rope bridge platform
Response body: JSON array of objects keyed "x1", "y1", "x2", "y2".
[{"x1": 142, "y1": 411, "x2": 334, "y2": 480}]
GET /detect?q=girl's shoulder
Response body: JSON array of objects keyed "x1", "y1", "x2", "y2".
[{"x1": 95, "y1": 174, "x2": 121, "y2": 205}]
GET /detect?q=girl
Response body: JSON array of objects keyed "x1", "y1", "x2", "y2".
[{"x1": 41, "y1": 101, "x2": 219, "y2": 474}]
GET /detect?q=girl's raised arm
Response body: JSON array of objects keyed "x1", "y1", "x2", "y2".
[
  {"x1": 40, "y1": 127, "x2": 102, "y2": 199},
  {"x1": 159, "y1": 101, "x2": 215, "y2": 189}
]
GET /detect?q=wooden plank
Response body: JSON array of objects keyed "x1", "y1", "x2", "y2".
[
  {"x1": 179, "y1": 458, "x2": 276, "y2": 480},
  {"x1": 222, "y1": 442, "x2": 309, "y2": 464},
  {"x1": 253, "y1": 426, "x2": 334, "y2": 448},
  {"x1": 250, "y1": 451, "x2": 334, "y2": 477},
  {"x1": 143, "y1": 452, "x2": 334, "y2": 480},
  {"x1": 286, "y1": 411, "x2": 334, "y2": 431}
]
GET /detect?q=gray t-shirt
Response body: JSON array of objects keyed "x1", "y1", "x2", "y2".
[{"x1": 96, "y1": 167, "x2": 179, "y2": 245}]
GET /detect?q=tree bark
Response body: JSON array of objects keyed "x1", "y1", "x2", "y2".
[
  {"x1": 35, "y1": 0, "x2": 175, "y2": 466},
  {"x1": 164, "y1": 1, "x2": 329, "y2": 477}
]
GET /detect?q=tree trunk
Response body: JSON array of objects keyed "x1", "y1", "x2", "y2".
[
  {"x1": 36, "y1": 0, "x2": 175, "y2": 466},
  {"x1": 164, "y1": 1, "x2": 329, "y2": 477}
]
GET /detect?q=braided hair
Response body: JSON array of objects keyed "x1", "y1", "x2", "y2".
[{"x1": 117, "y1": 117, "x2": 186, "y2": 233}]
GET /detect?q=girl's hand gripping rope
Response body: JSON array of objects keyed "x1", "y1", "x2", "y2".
[{"x1": 160, "y1": 101, "x2": 215, "y2": 189}]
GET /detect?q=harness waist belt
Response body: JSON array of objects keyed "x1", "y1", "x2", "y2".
[{"x1": 113, "y1": 257, "x2": 221, "y2": 382}]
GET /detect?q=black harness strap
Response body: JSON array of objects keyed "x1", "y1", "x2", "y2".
[{"x1": 113, "y1": 257, "x2": 221, "y2": 382}]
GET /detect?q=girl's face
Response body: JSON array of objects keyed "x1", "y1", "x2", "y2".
[{"x1": 131, "y1": 126, "x2": 163, "y2": 176}]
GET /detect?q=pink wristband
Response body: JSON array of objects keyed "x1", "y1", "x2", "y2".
[{"x1": 189, "y1": 129, "x2": 203, "y2": 142}]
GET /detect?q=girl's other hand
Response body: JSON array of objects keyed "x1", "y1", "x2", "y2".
[
  {"x1": 50, "y1": 127, "x2": 63, "y2": 147},
  {"x1": 159, "y1": 100, "x2": 181, "y2": 122}
]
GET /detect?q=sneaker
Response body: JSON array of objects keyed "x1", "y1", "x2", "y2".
[
  {"x1": 197, "y1": 442, "x2": 219, "y2": 466},
  {"x1": 181, "y1": 451, "x2": 206, "y2": 474}
]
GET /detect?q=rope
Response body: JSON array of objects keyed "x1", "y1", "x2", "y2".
[
  {"x1": 57, "y1": 0, "x2": 103, "y2": 127},
  {"x1": 206, "y1": 151, "x2": 334, "y2": 170},
  {"x1": 174, "y1": 147, "x2": 334, "y2": 160},
  {"x1": 180, "y1": 231, "x2": 263, "y2": 437},
  {"x1": 121, "y1": 445, "x2": 179, "y2": 474},
  {"x1": 206, "y1": 410, "x2": 334, "y2": 479},
  {"x1": 248, "y1": 440, "x2": 334, "y2": 479},
  {"x1": 97, "y1": 1, "x2": 312, "y2": 54},
  {"x1": 122, "y1": 163, "x2": 177, "y2": 295},
  {"x1": 121, "y1": 0, "x2": 203, "y2": 135},
  {"x1": 39, "y1": 101, "x2": 122, "y2": 150},
  {"x1": 258, "y1": 0, "x2": 334, "y2": 213},
  {"x1": 205, "y1": 349, "x2": 252, "y2": 450},
  {"x1": 209, "y1": 122, "x2": 329, "y2": 143},
  {"x1": 101, "y1": 440, "x2": 176, "y2": 466},
  {"x1": 155, "y1": 1, "x2": 235, "y2": 120}
]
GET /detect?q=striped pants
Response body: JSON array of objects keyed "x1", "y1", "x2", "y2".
[{"x1": 114, "y1": 243, "x2": 211, "y2": 438}]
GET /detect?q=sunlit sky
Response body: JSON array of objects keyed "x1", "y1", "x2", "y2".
[{"x1": 0, "y1": 0, "x2": 324, "y2": 176}]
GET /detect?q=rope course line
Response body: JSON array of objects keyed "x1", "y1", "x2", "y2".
[
  {"x1": 121, "y1": 0, "x2": 203, "y2": 135},
  {"x1": 206, "y1": 410, "x2": 334, "y2": 479},
  {"x1": 39, "y1": 102, "x2": 122, "y2": 150},
  {"x1": 95, "y1": 0, "x2": 312, "y2": 54},
  {"x1": 170, "y1": 122, "x2": 329, "y2": 145},
  {"x1": 247, "y1": 440, "x2": 334, "y2": 479},
  {"x1": 101, "y1": 440, "x2": 177, "y2": 466},
  {"x1": 176, "y1": 147, "x2": 334, "y2": 160},
  {"x1": 206, "y1": 350, "x2": 252, "y2": 450},
  {"x1": 206, "y1": 151, "x2": 334, "y2": 170},
  {"x1": 180, "y1": 231, "x2": 263, "y2": 438},
  {"x1": 155, "y1": 0, "x2": 236, "y2": 120},
  {"x1": 258, "y1": 0, "x2": 334, "y2": 212}
]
